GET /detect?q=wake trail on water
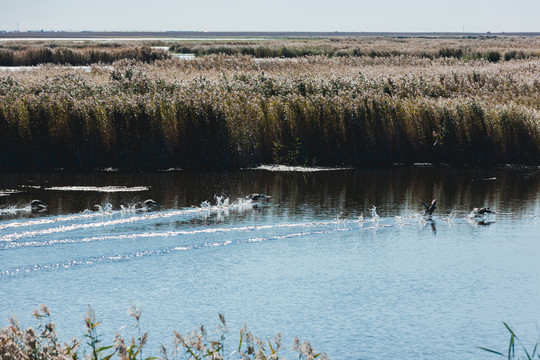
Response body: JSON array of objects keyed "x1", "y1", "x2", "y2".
[
  {"x1": 0, "y1": 204, "x2": 118, "y2": 231},
  {"x1": 1, "y1": 228, "x2": 352, "y2": 277},
  {"x1": 1, "y1": 199, "x2": 502, "y2": 278},
  {"x1": 0, "y1": 201, "x2": 467, "y2": 245},
  {"x1": 0, "y1": 219, "x2": 351, "y2": 249},
  {"x1": 0, "y1": 208, "x2": 203, "y2": 242},
  {"x1": 0, "y1": 197, "x2": 255, "y2": 242}
]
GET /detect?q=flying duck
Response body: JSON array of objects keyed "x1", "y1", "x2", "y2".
[
  {"x1": 143, "y1": 199, "x2": 161, "y2": 211},
  {"x1": 246, "y1": 193, "x2": 271, "y2": 201},
  {"x1": 30, "y1": 199, "x2": 48, "y2": 213},
  {"x1": 471, "y1": 207, "x2": 494, "y2": 217},
  {"x1": 419, "y1": 199, "x2": 437, "y2": 216}
]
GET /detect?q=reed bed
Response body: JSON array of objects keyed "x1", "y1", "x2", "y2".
[
  {"x1": 169, "y1": 37, "x2": 540, "y2": 61},
  {"x1": 1, "y1": 38, "x2": 540, "y2": 170},
  {"x1": 0, "y1": 44, "x2": 169, "y2": 66}
]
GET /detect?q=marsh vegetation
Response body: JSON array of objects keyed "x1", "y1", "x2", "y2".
[
  {"x1": 1, "y1": 37, "x2": 540, "y2": 170},
  {"x1": 0, "y1": 42, "x2": 170, "y2": 66},
  {"x1": 168, "y1": 37, "x2": 540, "y2": 61},
  {"x1": 0, "y1": 305, "x2": 327, "y2": 360}
]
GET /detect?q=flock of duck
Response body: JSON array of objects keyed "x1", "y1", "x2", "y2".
[
  {"x1": 29, "y1": 198, "x2": 162, "y2": 213},
  {"x1": 28, "y1": 194, "x2": 272, "y2": 213},
  {"x1": 418, "y1": 198, "x2": 494, "y2": 218},
  {"x1": 28, "y1": 194, "x2": 494, "y2": 221}
]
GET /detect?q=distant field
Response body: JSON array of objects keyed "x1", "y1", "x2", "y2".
[{"x1": 1, "y1": 37, "x2": 540, "y2": 170}]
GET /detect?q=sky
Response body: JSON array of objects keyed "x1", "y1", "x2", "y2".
[{"x1": 1, "y1": 0, "x2": 539, "y2": 33}]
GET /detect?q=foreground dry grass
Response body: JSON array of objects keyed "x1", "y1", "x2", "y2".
[
  {"x1": 0, "y1": 305, "x2": 327, "y2": 360},
  {"x1": 1, "y1": 37, "x2": 540, "y2": 170},
  {"x1": 1, "y1": 306, "x2": 537, "y2": 359}
]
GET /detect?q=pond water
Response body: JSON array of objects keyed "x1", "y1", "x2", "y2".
[{"x1": 1, "y1": 167, "x2": 539, "y2": 359}]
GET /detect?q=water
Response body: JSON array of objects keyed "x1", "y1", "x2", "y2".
[{"x1": 1, "y1": 167, "x2": 539, "y2": 359}]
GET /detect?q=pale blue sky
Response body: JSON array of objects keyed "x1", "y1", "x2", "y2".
[{"x1": 1, "y1": 0, "x2": 539, "y2": 33}]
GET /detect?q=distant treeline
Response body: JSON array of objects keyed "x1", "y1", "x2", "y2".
[
  {"x1": 1, "y1": 56, "x2": 539, "y2": 170},
  {"x1": 0, "y1": 46, "x2": 169, "y2": 66}
]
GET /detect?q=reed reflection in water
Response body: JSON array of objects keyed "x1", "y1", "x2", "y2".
[{"x1": 1, "y1": 167, "x2": 539, "y2": 216}]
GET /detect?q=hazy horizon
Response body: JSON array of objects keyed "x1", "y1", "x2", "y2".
[{"x1": 1, "y1": 0, "x2": 539, "y2": 34}]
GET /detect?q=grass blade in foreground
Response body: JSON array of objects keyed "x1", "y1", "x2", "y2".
[{"x1": 479, "y1": 322, "x2": 540, "y2": 360}]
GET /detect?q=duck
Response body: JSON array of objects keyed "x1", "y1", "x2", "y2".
[
  {"x1": 30, "y1": 199, "x2": 48, "y2": 213},
  {"x1": 473, "y1": 207, "x2": 493, "y2": 215},
  {"x1": 470, "y1": 207, "x2": 494, "y2": 217},
  {"x1": 419, "y1": 199, "x2": 437, "y2": 216},
  {"x1": 246, "y1": 193, "x2": 271, "y2": 201},
  {"x1": 142, "y1": 199, "x2": 161, "y2": 211}
]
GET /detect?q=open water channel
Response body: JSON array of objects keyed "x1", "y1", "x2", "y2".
[{"x1": 1, "y1": 166, "x2": 539, "y2": 359}]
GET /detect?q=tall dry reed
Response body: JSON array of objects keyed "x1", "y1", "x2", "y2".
[
  {"x1": 0, "y1": 45, "x2": 169, "y2": 66},
  {"x1": 168, "y1": 37, "x2": 540, "y2": 61},
  {"x1": 1, "y1": 38, "x2": 540, "y2": 170},
  {"x1": 0, "y1": 306, "x2": 328, "y2": 360}
]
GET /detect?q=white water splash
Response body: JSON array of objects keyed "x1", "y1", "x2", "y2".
[
  {"x1": 370, "y1": 206, "x2": 379, "y2": 220},
  {"x1": 120, "y1": 204, "x2": 139, "y2": 213},
  {"x1": 0, "y1": 205, "x2": 30, "y2": 215},
  {"x1": 201, "y1": 196, "x2": 254, "y2": 220},
  {"x1": 442, "y1": 210, "x2": 459, "y2": 223},
  {"x1": 394, "y1": 212, "x2": 419, "y2": 226},
  {"x1": 95, "y1": 203, "x2": 114, "y2": 213}
]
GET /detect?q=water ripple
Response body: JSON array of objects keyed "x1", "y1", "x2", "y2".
[{"x1": 0, "y1": 228, "x2": 350, "y2": 277}]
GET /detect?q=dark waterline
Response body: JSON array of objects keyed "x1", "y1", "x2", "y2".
[{"x1": 1, "y1": 167, "x2": 539, "y2": 359}]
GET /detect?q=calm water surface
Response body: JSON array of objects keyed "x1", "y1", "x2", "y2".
[{"x1": 1, "y1": 167, "x2": 539, "y2": 359}]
